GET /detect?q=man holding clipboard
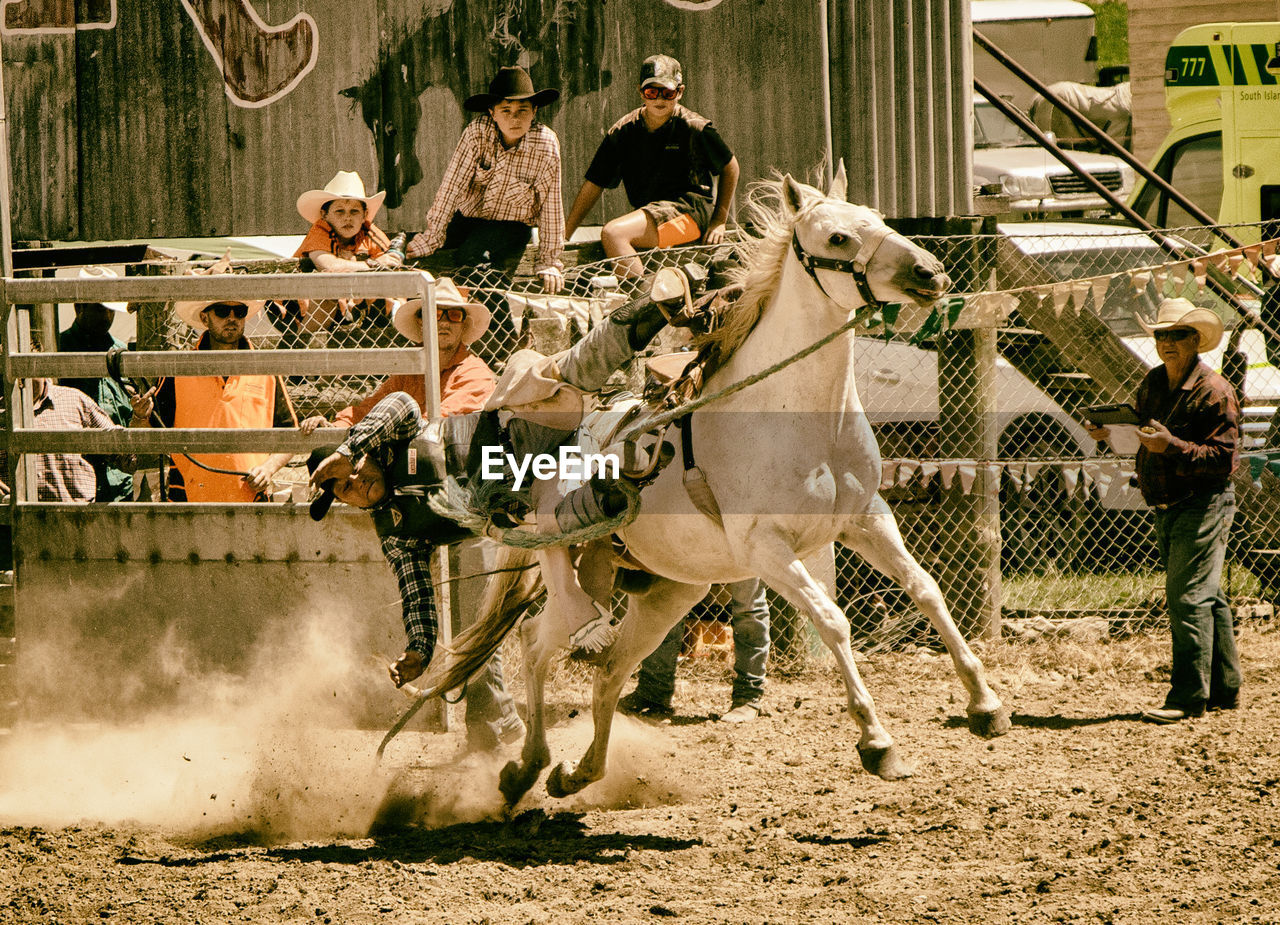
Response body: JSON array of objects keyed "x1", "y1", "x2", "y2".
[{"x1": 1084, "y1": 298, "x2": 1243, "y2": 724}]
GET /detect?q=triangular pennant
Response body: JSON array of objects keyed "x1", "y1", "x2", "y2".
[
  {"x1": 1243, "y1": 245, "x2": 1262, "y2": 272},
  {"x1": 1192, "y1": 258, "x2": 1207, "y2": 291},
  {"x1": 1152, "y1": 269, "x2": 1168, "y2": 293},
  {"x1": 896, "y1": 460, "x2": 920, "y2": 488},
  {"x1": 1052, "y1": 283, "x2": 1071, "y2": 317},
  {"x1": 1090, "y1": 276, "x2": 1110, "y2": 311},
  {"x1": 1070, "y1": 281, "x2": 1090, "y2": 316},
  {"x1": 1061, "y1": 466, "x2": 1080, "y2": 495},
  {"x1": 1129, "y1": 270, "x2": 1152, "y2": 294},
  {"x1": 1025, "y1": 462, "x2": 1043, "y2": 487},
  {"x1": 880, "y1": 460, "x2": 897, "y2": 492},
  {"x1": 1228, "y1": 252, "x2": 1245, "y2": 276},
  {"x1": 958, "y1": 462, "x2": 977, "y2": 494},
  {"x1": 1005, "y1": 461, "x2": 1026, "y2": 493},
  {"x1": 939, "y1": 461, "x2": 958, "y2": 491},
  {"x1": 1262, "y1": 240, "x2": 1277, "y2": 258},
  {"x1": 920, "y1": 461, "x2": 939, "y2": 483},
  {"x1": 1208, "y1": 251, "x2": 1229, "y2": 272},
  {"x1": 1170, "y1": 262, "x2": 1189, "y2": 291}
]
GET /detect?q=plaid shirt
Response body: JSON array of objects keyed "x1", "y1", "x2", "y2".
[
  {"x1": 32, "y1": 382, "x2": 135, "y2": 502},
  {"x1": 409, "y1": 115, "x2": 565, "y2": 272},
  {"x1": 1135, "y1": 361, "x2": 1239, "y2": 507},
  {"x1": 341, "y1": 392, "x2": 439, "y2": 655}
]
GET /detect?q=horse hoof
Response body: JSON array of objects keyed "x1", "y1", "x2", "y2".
[
  {"x1": 858, "y1": 744, "x2": 914, "y2": 780},
  {"x1": 968, "y1": 707, "x2": 1011, "y2": 739},
  {"x1": 545, "y1": 764, "x2": 573, "y2": 799},
  {"x1": 499, "y1": 760, "x2": 536, "y2": 807}
]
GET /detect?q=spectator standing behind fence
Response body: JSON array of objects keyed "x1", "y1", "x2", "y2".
[
  {"x1": 1084, "y1": 297, "x2": 1242, "y2": 724},
  {"x1": 131, "y1": 298, "x2": 298, "y2": 502},
  {"x1": 407, "y1": 66, "x2": 565, "y2": 362},
  {"x1": 563, "y1": 54, "x2": 740, "y2": 279},
  {"x1": 29, "y1": 376, "x2": 144, "y2": 502},
  {"x1": 619, "y1": 578, "x2": 770, "y2": 722},
  {"x1": 276, "y1": 171, "x2": 405, "y2": 347},
  {"x1": 298, "y1": 276, "x2": 495, "y2": 433},
  {"x1": 57, "y1": 266, "x2": 136, "y2": 502}
]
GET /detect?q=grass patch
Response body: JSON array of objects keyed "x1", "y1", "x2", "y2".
[{"x1": 1085, "y1": 0, "x2": 1129, "y2": 70}]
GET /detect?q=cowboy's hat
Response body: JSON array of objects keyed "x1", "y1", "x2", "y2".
[
  {"x1": 75, "y1": 266, "x2": 129, "y2": 311},
  {"x1": 174, "y1": 298, "x2": 266, "y2": 333},
  {"x1": 1136, "y1": 297, "x2": 1224, "y2": 352},
  {"x1": 296, "y1": 171, "x2": 387, "y2": 225},
  {"x1": 464, "y1": 66, "x2": 559, "y2": 112},
  {"x1": 393, "y1": 276, "x2": 490, "y2": 345}
]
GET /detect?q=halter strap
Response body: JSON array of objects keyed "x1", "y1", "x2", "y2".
[{"x1": 790, "y1": 223, "x2": 896, "y2": 309}]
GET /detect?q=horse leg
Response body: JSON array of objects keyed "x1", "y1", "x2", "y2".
[
  {"x1": 840, "y1": 498, "x2": 1010, "y2": 738},
  {"x1": 750, "y1": 539, "x2": 912, "y2": 780},
  {"x1": 546, "y1": 578, "x2": 710, "y2": 798},
  {"x1": 498, "y1": 613, "x2": 554, "y2": 807}
]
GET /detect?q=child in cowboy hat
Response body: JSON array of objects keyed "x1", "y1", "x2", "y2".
[
  {"x1": 276, "y1": 171, "x2": 405, "y2": 344},
  {"x1": 407, "y1": 65, "x2": 566, "y2": 360},
  {"x1": 298, "y1": 275, "x2": 496, "y2": 432}
]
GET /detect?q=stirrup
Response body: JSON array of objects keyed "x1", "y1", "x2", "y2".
[{"x1": 568, "y1": 605, "x2": 620, "y2": 654}]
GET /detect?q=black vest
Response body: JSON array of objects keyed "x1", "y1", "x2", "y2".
[{"x1": 371, "y1": 437, "x2": 473, "y2": 545}]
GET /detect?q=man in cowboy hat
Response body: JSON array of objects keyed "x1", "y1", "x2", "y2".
[
  {"x1": 1086, "y1": 297, "x2": 1243, "y2": 723},
  {"x1": 407, "y1": 65, "x2": 565, "y2": 360},
  {"x1": 58, "y1": 266, "x2": 137, "y2": 502},
  {"x1": 132, "y1": 297, "x2": 299, "y2": 502},
  {"x1": 564, "y1": 53, "x2": 740, "y2": 278},
  {"x1": 299, "y1": 277, "x2": 496, "y2": 430}
]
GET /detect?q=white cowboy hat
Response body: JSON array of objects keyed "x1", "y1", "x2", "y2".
[
  {"x1": 393, "y1": 277, "x2": 490, "y2": 345},
  {"x1": 77, "y1": 266, "x2": 128, "y2": 311},
  {"x1": 1136, "y1": 297, "x2": 1224, "y2": 352},
  {"x1": 174, "y1": 298, "x2": 265, "y2": 333},
  {"x1": 296, "y1": 171, "x2": 387, "y2": 225}
]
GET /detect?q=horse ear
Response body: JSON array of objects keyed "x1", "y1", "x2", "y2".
[
  {"x1": 829, "y1": 160, "x2": 848, "y2": 201},
  {"x1": 782, "y1": 175, "x2": 807, "y2": 214}
]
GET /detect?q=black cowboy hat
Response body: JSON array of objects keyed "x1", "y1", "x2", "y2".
[
  {"x1": 307, "y1": 448, "x2": 338, "y2": 522},
  {"x1": 464, "y1": 66, "x2": 560, "y2": 112}
]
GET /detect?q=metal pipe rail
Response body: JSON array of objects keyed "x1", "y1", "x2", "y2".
[
  {"x1": 5, "y1": 429, "x2": 449, "y2": 457},
  {"x1": 1, "y1": 269, "x2": 435, "y2": 305},
  {"x1": 7, "y1": 348, "x2": 427, "y2": 380}
]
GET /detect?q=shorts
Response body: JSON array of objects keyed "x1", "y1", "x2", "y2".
[{"x1": 641, "y1": 193, "x2": 715, "y2": 248}]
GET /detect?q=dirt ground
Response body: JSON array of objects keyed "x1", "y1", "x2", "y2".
[{"x1": 2, "y1": 618, "x2": 1279, "y2": 925}]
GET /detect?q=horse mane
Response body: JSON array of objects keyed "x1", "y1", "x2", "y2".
[{"x1": 698, "y1": 175, "x2": 799, "y2": 355}]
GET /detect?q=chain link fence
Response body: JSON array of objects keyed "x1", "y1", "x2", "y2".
[{"x1": 64, "y1": 219, "x2": 1280, "y2": 671}]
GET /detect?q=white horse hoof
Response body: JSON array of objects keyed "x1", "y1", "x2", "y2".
[
  {"x1": 546, "y1": 763, "x2": 577, "y2": 799},
  {"x1": 968, "y1": 707, "x2": 1012, "y2": 739},
  {"x1": 857, "y1": 744, "x2": 914, "y2": 780}
]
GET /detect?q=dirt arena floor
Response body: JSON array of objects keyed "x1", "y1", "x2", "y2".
[{"x1": 1, "y1": 617, "x2": 1279, "y2": 924}]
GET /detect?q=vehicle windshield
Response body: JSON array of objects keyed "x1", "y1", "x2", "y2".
[{"x1": 973, "y1": 101, "x2": 1035, "y2": 149}]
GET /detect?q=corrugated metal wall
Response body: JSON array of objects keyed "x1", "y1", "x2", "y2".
[
  {"x1": 0, "y1": 0, "x2": 970, "y2": 240},
  {"x1": 828, "y1": 0, "x2": 972, "y2": 217}
]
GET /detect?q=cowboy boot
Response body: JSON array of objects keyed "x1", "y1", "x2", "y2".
[{"x1": 181, "y1": 0, "x2": 316, "y2": 106}]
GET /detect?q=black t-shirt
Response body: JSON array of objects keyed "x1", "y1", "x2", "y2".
[{"x1": 583, "y1": 105, "x2": 734, "y2": 209}]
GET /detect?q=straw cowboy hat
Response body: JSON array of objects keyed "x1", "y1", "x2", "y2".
[
  {"x1": 1137, "y1": 297, "x2": 1224, "y2": 352},
  {"x1": 174, "y1": 297, "x2": 265, "y2": 332},
  {"x1": 76, "y1": 266, "x2": 128, "y2": 311},
  {"x1": 392, "y1": 276, "x2": 490, "y2": 345},
  {"x1": 464, "y1": 66, "x2": 560, "y2": 112},
  {"x1": 296, "y1": 171, "x2": 387, "y2": 225}
]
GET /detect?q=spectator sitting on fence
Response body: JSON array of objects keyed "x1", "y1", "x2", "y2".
[
  {"x1": 563, "y1": 53, "x2": 740, "y2": 279},
  {"x1": 131, "y1": 297, "x2": 299, "y2": 502},
  {"x1": 57, "y1": 266, "x2": 137, "y2": 502},
  {"x1": 29, "y1": 371, "x2": 148, "y2": 503},
  {"x1": 270, "y1": 171, "x2": 405, "y2": 348},
  {"x1": 1084, "y1": 297, "x2": 1241, "y2": 724},
  {"x1": 619, "y1": 579, "x2": 771, "y2": 723},
  {"x1": 299, "y1": 276, "x2": 495, "y2": 433},
  {"x1": 406, "y1": 65, "x2": 566, "y2": 363}
]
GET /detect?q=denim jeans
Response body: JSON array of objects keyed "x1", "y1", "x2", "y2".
[
  {"x1": 1153, "y1": 489, "x2": 1242, "y2": 709},
  {"x1": 444, "y1": 214, "x2": 531, "y2": 366},
  {"x1": 634, "y1": 578, "x2": 770, "y2": 709},
  {"x1": 462, "y1": 646, "x2": 523, "y2": 750}
]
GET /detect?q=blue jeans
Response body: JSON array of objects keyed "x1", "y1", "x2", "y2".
[
  {"x1": 1153, "y1": 489, "x2": 1242, "y2": 709},
  {"x1": 463, "y1": 647, "x2": 523, "y2": 750},
  {"x1": 634, "y1": 579, "x2": 770, "y2": 709}
]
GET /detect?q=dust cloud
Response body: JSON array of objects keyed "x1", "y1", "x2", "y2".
[{"x1": 0, "y1": 600, "x2": 401, "y2": 841}]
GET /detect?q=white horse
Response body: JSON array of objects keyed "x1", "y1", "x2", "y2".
[{"x1": 432, "y1": 170, "x2": 1010, "y2": 804}]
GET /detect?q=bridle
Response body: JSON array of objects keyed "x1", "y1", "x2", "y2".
[{"x1": 790, "y1": 222, "x2": 898, "y2": 310}]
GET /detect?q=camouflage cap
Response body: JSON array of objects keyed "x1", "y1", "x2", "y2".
[{"x1": 640, "y1": 54, "x2": 683, "y2": 91}]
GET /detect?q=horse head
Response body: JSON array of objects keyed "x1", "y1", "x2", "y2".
[{"x1": 782, "y1": 171, "x2": 950, "y2": 330}]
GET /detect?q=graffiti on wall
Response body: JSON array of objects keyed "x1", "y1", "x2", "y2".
[
  {"x1": 3, "y1": 0, "x2": 317, "y2": 109},
  {"x1": 343, "y1": 0, "x2": 609, "y2": 209}
]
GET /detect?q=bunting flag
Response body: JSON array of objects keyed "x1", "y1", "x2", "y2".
[
  {"x1": 1090, "y1": 275, "x2": 1110, "y2": 309},
  {"x1": 1152, "y1": 268, "x2": 1168, "y2": 293},
  {"x1": 1192, "y1": 258, "x2": 1207, "y2": 290},
  {"x1": 1170, "y1": 262, "x2": 1188, "y2": 291},
  {"x1": 939, "y1": 461, "x2": 958, "y2": 491},
  {"x1": 1128, "y1": 269, "x2": 1152, "y2": 294},
  {"x1": 1228, "y1": 252, "x2": 1245, "y2": 277},
  {"x1": 1069, "y1": 281, "x2": 1090, "y2": 315},
  {"x1": 1052, "y1": 283, "x2": 1071, "y2": 317}
]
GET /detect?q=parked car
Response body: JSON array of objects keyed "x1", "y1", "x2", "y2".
[{"x1": 973, "y1": 100, "x2": 1136, "y2": 216}]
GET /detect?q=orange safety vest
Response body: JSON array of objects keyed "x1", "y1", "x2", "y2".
[{"x1": 173, "y1": 374, "x2": 275, "y2": 502}]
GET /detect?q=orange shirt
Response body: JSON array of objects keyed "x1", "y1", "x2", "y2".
[
  {"x1": 333, "y1": 347, "x2": 495, "y2": 426},
  {"x1": 294, "y1": 219, "x2": 390, "y2": 260}
]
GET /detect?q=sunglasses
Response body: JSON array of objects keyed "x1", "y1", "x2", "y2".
[
  {"x1": 437, "y1": 306, "x2": 467, "y2": 324},
  {"x1": 206, "y1": 303, "x2": 249, "y2": 319},
  {"x1": 641, "y1": 86, "x2": 680, "y2": 100},
  {"x1": 1153, "y1": 328, "x2": 1196, "y2": 342}
]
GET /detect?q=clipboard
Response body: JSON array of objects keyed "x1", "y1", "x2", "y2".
[{"x1": 1086, "y1": 403, "x2": 1141, "y2": 426}]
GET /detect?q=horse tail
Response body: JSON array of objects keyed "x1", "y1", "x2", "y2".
[{"x1": 415, "y1": 545, "x2": 543, "y2": 696}]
